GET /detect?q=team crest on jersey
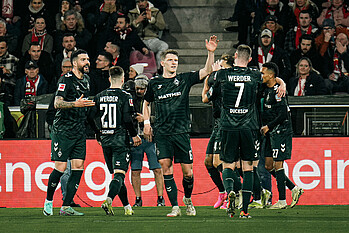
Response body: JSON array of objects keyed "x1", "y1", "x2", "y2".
[
  {"x1": 158, "y1": 84, "x2": 162, "y2": 89},
  {"x1": 58, "y1": 83, "x2": 66, "y2": 91},
  {"x1": 174, "y1": 78, "x2": 179, "y2": 86},
  {"x1": 129, "y1": 99, "x2": 134, "y2": 106}
]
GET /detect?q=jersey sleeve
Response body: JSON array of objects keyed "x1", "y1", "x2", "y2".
[
  {"x1": 144, "y1": 79, "x2": 155, "y2": 103},
  {"x1": 123, "y1": 93, "x2": 137, "y2": 137},
  {"x1": 186, "y1": 71, "x2": 201, "y2": 86},
  {"x1": 55, "y1": 76, "x2": 70, "y2": 99}
]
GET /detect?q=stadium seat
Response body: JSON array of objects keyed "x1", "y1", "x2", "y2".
[{"x1": 130, "y1": 50, "x2": 157, "y2": 75}]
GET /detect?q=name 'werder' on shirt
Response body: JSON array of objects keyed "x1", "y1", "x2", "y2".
[
  {"x1": 100, "y1": 96, "x2": 119, "y2": 102},
  {"x1": 228, "y1": 75, "x2": 251, "y2": 82}
]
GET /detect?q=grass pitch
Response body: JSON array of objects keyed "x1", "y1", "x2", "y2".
[{"x1": 0, "y1": 206, "x2": 348, "y2": 233}]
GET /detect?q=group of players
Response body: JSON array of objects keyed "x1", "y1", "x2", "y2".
[{"x1": 42, "y1": 34, "x2": 303, "y2": 219}]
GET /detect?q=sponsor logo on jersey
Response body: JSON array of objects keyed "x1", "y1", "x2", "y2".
[
  {"x1": 229, "y1": 108, "x2": 248, "y2": 114},
  {"x1": 158, "y1": 92, "x2": 182, "y2": 100},
  {"x1": 58, "y1": 83, "x2": 66, "y2": 91},
  {"x1": 228, "y1": 75, "x2": 251, "y2": 82},
  {"x1": 129, "y1": 99, "x2": 133, "y2": 106}
]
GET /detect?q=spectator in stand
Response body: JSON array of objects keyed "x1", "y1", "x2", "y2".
[
  {"x1": 254, "y1": 0, "x2": 294, "y2": 37},
  {"x1": 315, "y1": 18, "x2": 349, "y2": 56},
  {"x1": 22, "y1": 16, "x2": 53, "y2": 56},
  {"x1": 0, "y1": 36, "x2": 19, "y2": 105},
  {"x1": 95, "y1": 0, "x2": 124, "y2": 52},
  {"x1": 250, "y1": 29, "x2": 291, "y2": 83},
  {"x1": 120, "y1": 0, "x2": 169, "y2": 14},
  {"x1": 104, "y1": 41, "x2": 126, "y2": 72},
  {"x1": 290, "y1": 34, "x2": 324, "y2": 75},
  {"x1": 128, "y1": 0, "x2": 168, "y2": 70},
  {"x1": 55, "y1": 0, "x2": 76, "y2": 31},
  {"x1": 0, "y1": 19, "x2": 18, "y2": 56},
  {"x1": 105, "y1": 15, "x2": 149, "y2": 77},
  {"x1": 288, "y1": 57, "x2": 327, "y2": 96},
  {"x1": 89, "y1": 51, "x2": 113, "y2": 96},
  {"x1": 54, "y1": 33, "x2": 78, "y2": 79},
  {"x1": 323, "y1": 32, "x2": 349, "y2": 94},
  {"x1": 73, "y1": 0, "x2": 99, "y2": 33},
  {"x1": 21, "y1": 0, "x2": 54, "y2": 34},
  {"x1": 18, "y1": 42, "x2": 53, "y2": 90},
  {"x1": 291, "y1": 0, "x2": 319, "y2": 26},
  {"x1": 284, "y1": 10, "x2": 319, "y2": 56},
  {"x1": 129, "y1": 64, "x2": 144, "y2": 80},
  {"x1": 54, "y1": 10, "x2": 92, "y2": 53},
  {"x1": 256, "y1": 15, "x2": 285, "y2": 48},
  {"x1": 317, "y1": 0, "x2": 349, "y2": 28},
  {"x1": 14, "y1": 60, "x2": 48, "y2": 106}
]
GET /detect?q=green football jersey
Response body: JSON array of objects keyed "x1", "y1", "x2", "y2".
[
  {"x1": 206, "y1": 71, "x2": 222, "y2": 119},
  {"x1": 52, "y1": 72, "x2": 90, "y2": 136},
  {"x1": 261, "y1": 83, "x2": 293, "y2": 134},
  {"x1": 93, "y1": 88, "x2": 135, "y2": 147},
  {"x1": 144, "y1": 71, "x2": 200, "y2": 135},
  {"x1": 214, "y1": 66, "x2": 262, "y2": 130}
]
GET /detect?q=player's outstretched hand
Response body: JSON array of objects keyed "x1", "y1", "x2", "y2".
[
  {"x1": 132, "y1": 135, "x2": 142, "y2": 147},
  {"x1": 74, "y1": 94, "x2": 95, "y2": 107},
  {"x1": 143, "y1": 124, "x2": 153, "y2": 142},
  {"x1": 206, "y1": 35, "x2": 219, "y2": 52}
]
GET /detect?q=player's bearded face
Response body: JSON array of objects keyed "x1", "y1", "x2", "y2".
[{"x1": 77, "y1": 54, "x2": 90, "y2": 74}]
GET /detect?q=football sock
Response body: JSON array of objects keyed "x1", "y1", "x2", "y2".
[
  {"x1": 253, "y1": 167, "x2": 262, "y2": 201},
  {"x1": 62, "y1": 169, "x2": 83, "y2": 206},
  {"x1": 237, "y1": 167, "x2": 243, "y2": 178},
  {"x1": 118, "y1": 183, "x2": 129, "y2": 206},
  {"x1": 207, "y1": 167, "x2": 225, "y2": 192},
  {"x1": 242, "y1": 170, "x2": 253, "y2": 214},
  {"x1": 164, "y1": 174, "x2": 178, "y2": 206},
  {"x1": 232, "y1": 169, "x2": 242, "y2": 192},
  {"x1": 107, "y1": 173, "x2": 125, "y2": 200},
  {"x1": 285, "y1": 176, "x2": 296, "y2": 190},
  {"x1": 46, "y1": 169, "x2": 64, "y2": 201},
  {"x1": 275, "y1": 168, "x2": 286, "y2": 200},
  {"x1": 216, "y1": 163, "x2": 223, "y2": 172},
  {"x1": 182, "y1": 176, "x2": 194, "y2": 198},
  {"x1": 222, "y1": 168, "x2": 234, "y2": 194}
]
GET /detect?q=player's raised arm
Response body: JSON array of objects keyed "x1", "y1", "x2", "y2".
[{"x1": 199, "y1": 35, "x2": 219, "y2": 80}]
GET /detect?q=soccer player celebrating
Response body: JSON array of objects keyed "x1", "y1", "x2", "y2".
[
  {"x1": 260, "y1": 62, "x2": 304, "y2": 209},
  {"x1": 43, "y1": 49, "x2": 95, "y2": 216},
  {"x1": 213, "y1": 45, "x2": 261, "y2": 219},
  {"x1": 142, "y1": 36, "x2": 218, "y2": 217},
  {"x1": 91, "y1": 66, "x2": 142, "y2": 216}
]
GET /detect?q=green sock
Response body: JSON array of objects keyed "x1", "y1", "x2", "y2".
[
  {"x1": 164, "y1": 174, "x2": 178, "y2": 206},
  {"x1": 62, "y1": 169, "x2": 83, "y2": 206},
  {"x1": 182, "y1": 176, "x2": 194, "y2": 198},
  {"x1": 46, "y1": 169, "x2": 64, "y2": 201},
  {"x1": 232, "y1": 169, "x2": 242, "y2": 193},
  {"x1": 242, "y1": 170, "x2": 253, "y2": 213},
  {"x1": 253, "y1": 167, "x2": 261, "y2": 201},
  {"x1": 118, "y1": 183, "x2": 129, "y2": 206},
  {"x1": 108, "y1": 173, "x2": 125, "y2": 200},
  {"x1": 275, "y1": 169, "x2": 286, "y2": 200},
  {"x1": 207, "y1": 167, "x2": 225, "y2": 192},
  {"x1": 222, "y1": 168, "x2": 234, "y2": 194}
]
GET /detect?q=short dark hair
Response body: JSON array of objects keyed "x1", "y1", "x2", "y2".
[
  {"x1": 29, "y1": 41, "x2": 40, "y2": 48},
  {"x1": 299, "y1": 9, "x2": 311, "y2": 17},
  {"x1": 160, "y1": 49, "x2": 179, "y2": 61},
  {"x1": 98, "y1": 51, "x2": 113, "y2": 65},
  {"x1": 299, "y1": 34, "x2": 314, "y2": 45},
  {"x1": 236, "y1": 44, "x2": 252, "y2": 61},
  {"x1": 109, "y1": 66, "x2": 124, "y2": 82},
  {"x1": 117, "y1": 14, "x2": 130, "y2": 24},
  {"x1": 0, "y1": 36, "x2": 7, "y2": 45},
  {"x1": 262, "y1": 62, "x2": 279, "y2": 77},
  {"x1": 221, "y1": 53, "x2": 234, "y2": 67},
  {"x1": 63, "y1": 32, "x2": 75, "y2": 39},
  {"x1": 70, "y1": 49, "x2": 88, "y2": 64}
]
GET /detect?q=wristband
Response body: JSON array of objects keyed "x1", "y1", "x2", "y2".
[{"x1": 144, "y1": 120, "x2": 150, "y2": 125}]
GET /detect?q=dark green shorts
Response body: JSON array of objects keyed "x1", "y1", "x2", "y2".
[
  {"x1": 50, "y1": 132, "x2": 86, "y2": 162},
  {"x1": 220, "y1": 129, "x2": 260, "y2": 163},
  {"x1": 206, "y1": 119, "x2": 221, "y2": 155},
  {"x1": 103, "y1": 146, "x2": 130, "y2": 173},
  {"x1": 154, "y1": 133, "x2": 193, "y2": 164},
  {"x1": 264, "y1": 132, "x2": 292, "y2": 161}
]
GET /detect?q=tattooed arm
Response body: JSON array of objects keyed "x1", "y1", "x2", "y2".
[{"x1": 54, "y1": 94, "x2": 95, "y2": 109}]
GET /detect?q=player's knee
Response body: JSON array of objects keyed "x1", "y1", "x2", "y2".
[
  {"x1": 212, "y1": 160, "x2": 222, "y2": 168},
  {"x1": 152, "y1": 168, "x2": 162, "y2": 176},
  {"x1": 204, "y1": 156, "x2": 213, "y2": 168}
]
